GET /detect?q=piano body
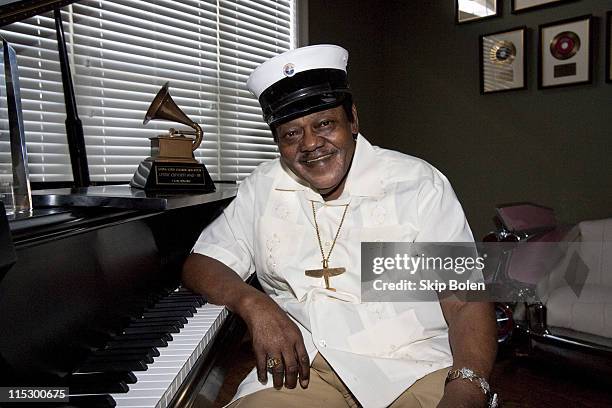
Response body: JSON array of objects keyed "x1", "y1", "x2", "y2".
[
  {"x1": 0, "y1": 187, "x2": 246, "y2": 408},
  {"x1": 0, "y1": 1, "x2": 249, "y2": 407}
]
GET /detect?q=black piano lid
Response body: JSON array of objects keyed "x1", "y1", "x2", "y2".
[{"x1": 31, "y1": 183, "x2": 238, "y2": 211}]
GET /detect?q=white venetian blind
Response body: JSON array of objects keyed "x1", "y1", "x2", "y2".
[{"x1": 0, "y1": 0, "x2": 295, "y2": 183}]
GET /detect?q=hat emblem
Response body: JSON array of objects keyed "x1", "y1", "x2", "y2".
[{"x1": 283, "y1": 63, "x2": 295, "y2": 77}]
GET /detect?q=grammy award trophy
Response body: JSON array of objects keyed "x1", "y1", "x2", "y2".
[{"x1": 130, "y1": 82, "x2": 215, "y2": 192}]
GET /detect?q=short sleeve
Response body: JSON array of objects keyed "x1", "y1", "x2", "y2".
[
  {"x1": 414, "y1": 169, "x2": 474, "y2": 243},
  {"x1": 192, "y1": 177, "x2": 256, "y2": 280}
]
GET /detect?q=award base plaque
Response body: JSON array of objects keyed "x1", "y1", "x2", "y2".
[
  {"x1": 130, "y1": 82, "x2": 215, "y2": 192},
  {"x1": 130, "y1": 158, "x2": 215, "y2": 192}
]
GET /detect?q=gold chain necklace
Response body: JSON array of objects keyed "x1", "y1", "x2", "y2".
[{"x1": 305, "y1": 201, "x2": 349, "y2": 291}]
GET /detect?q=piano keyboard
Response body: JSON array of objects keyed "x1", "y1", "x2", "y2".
[{"x1": 66, "y1": 288, "x2": 228, "y2": 408}]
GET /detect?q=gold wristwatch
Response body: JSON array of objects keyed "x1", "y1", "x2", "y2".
[{"x1": 445, "y1": 367, "x2": 498, "y2": 408}]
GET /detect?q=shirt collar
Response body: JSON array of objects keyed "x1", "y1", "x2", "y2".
[
  {"x1": 274, "y1": 134, "x2": 385, "y2": 201},
  {"x1": 342, "y1": 134, "x2": 385, "y2": 198}
]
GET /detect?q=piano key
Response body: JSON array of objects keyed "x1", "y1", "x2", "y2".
[
  {"x1": 109, "y1": 396, "x2": 164, "y2": 408},
  {"x1": 64, "y1": 288, "x2": 223, "y2": 408},
  {"x1": 66, "y1": 394, "x2": 117, "y2": 407},
  {"x1": 123, "y1": 325, "x2": 180, "y2": 335},
  {"x1": 141, "y1": 310, "x2": 193, "y2": 318},
  {"x1": 166, "y1": 295, "x2": 205, "y2": 303},
  {"x1": 111, "y1": 302, "x2": 227, "y2": 408},
  {"x1": 147, "y1": 349, "x2": 196, "y2": 359},
  {"x1": 71, "y1": 371, "x2": 137, "y2": 385},
  {"x1": 86, "y1": 353, "x2": 154, "y2": 364},
  {"x1": 143, "y1": 310, "x2": 196, "y2": 320},
  {"x1": 67, "y1": 372, "x2": 134, "y2": 395},
  {"x1": 111, "y1": 389, "x2": 167, "y2": 408},
  {"x1": 130, "y1": 319, "x2": 187, "y2": 328},
  {"x1": 128, "y1": 371, "x2": 176, "y2": 382},
  {"x1": 92, "y1": 347, "x2": 160, "y2": 359},
  {"x1": 131, "y1": 315, "x2": 188, "y2": 324},
  {"x1": 157, "y1": 299, "x2": 202, "y2": 307},
  {"x1": 106, "y1": 338, "x2": 168, "y2": 348},
  {"x1": 147, "y1": 303, "x2": 199, "y2": 310},
  {"x1": 129, "y1": 320, "x2": 184, "y2": 329},
  {"x1": 79, "y1": 359, "x2": 149, "y2": 372},
  {"x1": 69, "y1": 378, "x2": 129, "y2": 394},
  {"x1": 111, "y1": 333, "x2": 173, "y2": 342}
]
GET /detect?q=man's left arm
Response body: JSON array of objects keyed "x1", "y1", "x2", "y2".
[
  {"x1": 438, "y1": 299, "x2": 497, "y2": 408},
  {"x1": 413, "y1": 169, "x2": 497, "y2": 407}
]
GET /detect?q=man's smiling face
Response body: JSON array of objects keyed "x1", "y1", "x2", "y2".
[{"x1": 275, "y1": 104, "x2": 358, "y2": 201}]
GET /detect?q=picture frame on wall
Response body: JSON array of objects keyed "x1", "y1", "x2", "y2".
[
  {"x1": 456, "y1": 0, "x2": 500, "y2": 24},
  {"x1": 607, "y1": 11, "x2": 612, "y2": 83},
  {"x1": 480, "y1": 27, "x2": 527, "y2": 94},
  {"x1": 538, "y1": 15, "x2": 592, "y2": 89},
  {"x1": 512, "y1": 0, "x2": 577, "y2": 14}
]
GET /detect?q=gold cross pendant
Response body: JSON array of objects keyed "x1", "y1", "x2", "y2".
[{"x1": 305, "y1": 260, "x2": 345, "y2": 291}]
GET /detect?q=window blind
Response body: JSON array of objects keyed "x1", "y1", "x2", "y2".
[{"x1": 0, "y1": 0, "x2": 295, "y2": 183}]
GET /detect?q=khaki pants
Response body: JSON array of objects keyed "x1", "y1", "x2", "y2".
[{"x1": 228, "y1": 354, "x2": 449, "y2": 408}]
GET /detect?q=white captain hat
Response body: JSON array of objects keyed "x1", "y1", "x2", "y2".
[{"x1": 246, "y1": 44, "x2": 351, "y2": 126}]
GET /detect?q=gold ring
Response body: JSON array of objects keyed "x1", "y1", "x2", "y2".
[{"x1": 266, "y1": 356, "x2": 282, "y2": 369}]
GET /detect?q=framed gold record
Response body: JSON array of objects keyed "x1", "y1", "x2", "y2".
[
  {"x1": 480, "y1": 27, "x2": 526, "y2": 94},
  {"x1": 489, "y1": 41, "x2": 516, "y2": 65},
  {"x1": 538, "y1": 15, "x2": 592, "y2": 89}
]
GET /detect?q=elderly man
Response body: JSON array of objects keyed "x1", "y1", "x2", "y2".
[{"x1": 182, "y1": 44, "x2": 497, "y2": 408}]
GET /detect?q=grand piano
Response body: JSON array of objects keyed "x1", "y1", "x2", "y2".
[
  {"x1": 0, "y1": 1, "x2": 248, "y2": 407},
  {"x1": 1, "y1": 187, "x2": 245, "y2": 408}
]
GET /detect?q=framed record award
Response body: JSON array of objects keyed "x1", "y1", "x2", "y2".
[
  {"x1": 512, "y1": 0, "x2": 576, "y2": 14},
  {"x1": 480, "y1": 27, "x2": 526, "y2": 94},
  {"x1": 539, "y1": 15, "x2": 592, "y2": 89}
]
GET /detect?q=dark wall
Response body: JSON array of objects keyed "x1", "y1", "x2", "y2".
[
  {"x1": 309, "y1": 0, "x2": 612, "y2": 238},
  {"x1": 307, "y1": 0, "x2": 386, "y2": 139}
]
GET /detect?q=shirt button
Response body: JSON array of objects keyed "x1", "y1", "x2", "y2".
[
  {"x1": 324, "y1": 241, "x2": 331, "y2": 248},
  {"x1": 319, "y1": 340, "x2": 327, "y2": 347}
]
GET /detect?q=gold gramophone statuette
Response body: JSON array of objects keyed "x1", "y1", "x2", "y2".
[{"x1": 130, "y1": 82, "x2": 214, "y2": 192}]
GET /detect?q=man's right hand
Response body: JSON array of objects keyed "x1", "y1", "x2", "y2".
[
  {"x1": 237, "y1": 292, "x2": 310, "y2": 390},
  {"x1": 182, "y1": 254, "x2": 309, "y2": 390}
]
